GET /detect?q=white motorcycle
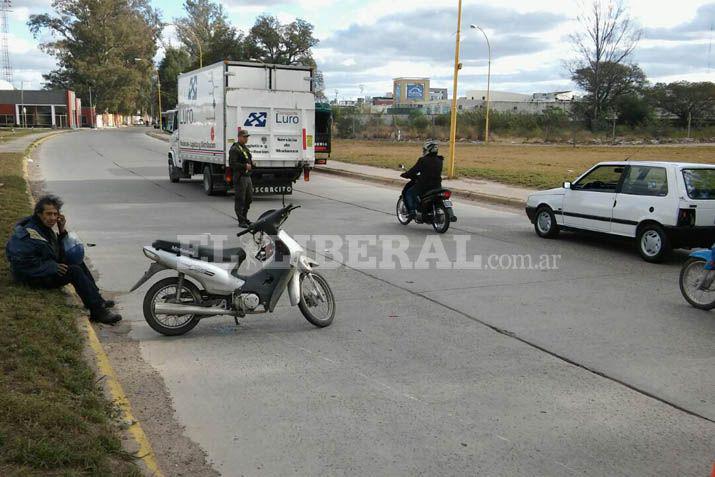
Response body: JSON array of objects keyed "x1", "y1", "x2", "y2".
[{"x1": 130, "y1": 205, "x2": 335, "y2": 336}]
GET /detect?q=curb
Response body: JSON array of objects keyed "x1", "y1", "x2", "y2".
[
  {"x1": 314, "y1": 166, "x2": 526, "y2": 208},
  {"x1": 22, "y1": 132, "x2": 165, "y2": 477},
  {"x1": 146, "y1": 131, "x2": 169, "y2": 142},
  {"x1": 78, "y1": 298, "x2": 165, "y2": 477}
]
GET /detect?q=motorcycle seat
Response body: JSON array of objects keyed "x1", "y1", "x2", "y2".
[{"x1": 152, "y1": 240, "x2": 247, "y2": 264}]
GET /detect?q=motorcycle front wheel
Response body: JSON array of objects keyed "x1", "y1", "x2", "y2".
[
  {"x1": 298, "y1": 272, "x2": 336, "y2": 327},
  {"x1": 396, "y1": 196, "x2": 412, "y2": 225},
  {"x1": 679, "y1": 257, "x2": 715, "y2": 310},
  {"x1": 143, "y1": 277, "x2": 203, "y2": 335}
]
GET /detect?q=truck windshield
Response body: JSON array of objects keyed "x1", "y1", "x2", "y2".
[{"x1": 682, "y1": 169, "x2": 715, "y2": 199}]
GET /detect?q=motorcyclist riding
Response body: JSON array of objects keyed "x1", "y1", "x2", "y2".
[{"x1": 400, "y1": 140, "x2": 444, "y2": 220}]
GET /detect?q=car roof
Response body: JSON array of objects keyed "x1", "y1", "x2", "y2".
[{"x1": 594, "y1": 161, "x2": 715, "y2": 169}]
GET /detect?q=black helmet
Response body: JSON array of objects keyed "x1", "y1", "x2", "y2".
[{"x1": 422, "y1": 140, "x2": 438, "y2": 155}]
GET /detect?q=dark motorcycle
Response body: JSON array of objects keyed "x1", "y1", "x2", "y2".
[{"x1": 396, "y1": 179, "x2": 457, "y2": 233}]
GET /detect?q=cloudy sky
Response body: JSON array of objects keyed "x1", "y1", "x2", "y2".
[{"x1": 7, "y1": 0, "x2": 714, "y2": 99}]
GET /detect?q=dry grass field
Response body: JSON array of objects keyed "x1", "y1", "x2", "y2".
[{"x1": 332, "y1": 139, "x2": 715, "y2": 189}]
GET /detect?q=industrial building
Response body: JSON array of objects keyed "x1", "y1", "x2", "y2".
[{"x1": 0, "y1": 82, "x2": 83, "y2": 128}]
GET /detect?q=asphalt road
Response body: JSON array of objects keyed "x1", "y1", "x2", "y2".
[{"x1": 36, "y1": 128, "x2": 714, "y2": 476}]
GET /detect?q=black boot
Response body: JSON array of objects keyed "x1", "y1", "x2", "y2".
[
  {"x1": 90, "y1": 308, "x2": 122, "y2": 325},
  {"x1": 103, "y1": 299, "x2": 115, "y2": 309}
]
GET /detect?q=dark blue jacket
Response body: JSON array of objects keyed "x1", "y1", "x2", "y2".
[{"x1": 5, "y1": 215, "x2": 66, "y2": 282}]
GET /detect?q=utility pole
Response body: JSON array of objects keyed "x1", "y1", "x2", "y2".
[
  {"x1": 447, "y1": 0, "x2": 463, "y2": 179},
  {"x1": 88, "y1": 86, "x2": 94, "y2": 128}
]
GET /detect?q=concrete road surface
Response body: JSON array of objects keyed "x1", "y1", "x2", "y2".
[{"x1": 34, "y1": 128, "x2": 714, "y2": 476}]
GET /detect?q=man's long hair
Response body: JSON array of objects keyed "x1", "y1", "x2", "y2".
[{"x1": 33, "y1": 195, "x2": 63, "y2": 216}]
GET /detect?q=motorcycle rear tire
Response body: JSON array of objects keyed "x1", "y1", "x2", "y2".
[
  {"x1": 432, "y1": 203, "x2": 450, "y2": 234},
  {"x1": 143, "y1": 277, "x2": 203, "y2": 336}
]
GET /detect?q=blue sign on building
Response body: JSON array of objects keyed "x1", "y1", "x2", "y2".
[{"x1": 406, "y1": 84, "x2": 424, "y2": 100}]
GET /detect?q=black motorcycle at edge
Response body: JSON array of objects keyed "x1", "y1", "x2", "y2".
[{"x1": 396, "y1": 179, "x2": 457, "y2": 233}]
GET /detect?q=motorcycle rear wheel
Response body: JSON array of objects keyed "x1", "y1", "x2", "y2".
[
  {"x1": 432, "y1": 203, "x2": 450, "y2": 234},
  {"x1": 679, "y1": 257, "x2": 715, "y2": 310},
  {"x1": 298, "y1": 272, "x2": 336, "y2": 327},
  {"x1": 143, "y1": 277, "x2": 203, "y2": 335}
]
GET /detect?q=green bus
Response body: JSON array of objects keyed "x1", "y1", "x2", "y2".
[{"x1": 314, "y1": 102, "x2": 332, "y2": 164}]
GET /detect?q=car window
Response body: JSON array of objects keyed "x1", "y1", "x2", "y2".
[
  {"x1": 573, "y1": 166, "x2": 624, "y2": 192},
  {"x1": 620, "y1": 166, "x2": 668, "y2": 197},
  {"x1": 683, "y1": 169, "x2": 715, "y2": 200}
]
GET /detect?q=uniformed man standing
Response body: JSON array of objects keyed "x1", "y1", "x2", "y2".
[{"x1": 229, "y1": 130, "x2": 254, "y2": 227}]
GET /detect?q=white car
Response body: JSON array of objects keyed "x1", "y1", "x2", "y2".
[{"x1": 525, "y1": 161, "x2": 715, "y2": 262}]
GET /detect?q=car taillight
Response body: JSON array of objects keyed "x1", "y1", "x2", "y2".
[
  {"x1": 677, "y1": 208, "x2": 695, "y2": 227},
  {"x1": 225, "y1": 167, "x2": 232, "y2": 185},
  {"x1": 304, "y1": 167, "x2": 310, "y2": 181},
  {"x1": 442, "y1": 190, "x2": 452, "y2": 199}
]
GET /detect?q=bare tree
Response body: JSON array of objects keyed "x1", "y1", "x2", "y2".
[{"x1": 569, "y1": 0, "x2": 643, "y2": 127}]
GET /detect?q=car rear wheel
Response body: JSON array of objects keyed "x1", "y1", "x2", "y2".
[
  {"x1": 534, "y1": 206, "x2": 559, "y2": 238},
  {"x1": 636, "y1": 223, "x2": 670, "y2": 263}
]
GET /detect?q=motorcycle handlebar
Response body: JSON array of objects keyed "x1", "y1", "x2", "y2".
[{"x1": 235, "y1": 204, "x2": 301, "y2": 237}]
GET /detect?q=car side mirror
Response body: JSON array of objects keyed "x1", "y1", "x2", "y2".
[{"x1": 563, "y1": 181, "x2": 571, "y2": 189}]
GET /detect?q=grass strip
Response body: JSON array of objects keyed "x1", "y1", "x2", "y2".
[
  {"x1": 332, "y1": 139, "x2": 715, "y2": 189},
  {"x1": 0, "y1": 147, "x2": 140, "y2": 476}
]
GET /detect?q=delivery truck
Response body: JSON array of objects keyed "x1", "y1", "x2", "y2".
[{"x1": 166, "y1": 60, "x2": 316, "y2": 195}]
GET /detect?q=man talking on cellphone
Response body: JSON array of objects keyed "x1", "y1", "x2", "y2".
[{"x1": 5, "y1": 195, "x2": 122, "y2": 324}]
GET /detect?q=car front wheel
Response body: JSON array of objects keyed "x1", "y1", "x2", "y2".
[
  {"x1": 636, "y1": 223, "x2": 670, "y2": 263},
  {"x1": 534, "y1": 206, "x2": 559, "y2": 238}
]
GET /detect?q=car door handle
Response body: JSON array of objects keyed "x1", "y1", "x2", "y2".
[{"x1": 613, "y1": 200, "x2": 617, "y2": 207}]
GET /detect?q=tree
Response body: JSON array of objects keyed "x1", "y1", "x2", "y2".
[
  {"x1": 174, "y1": 0, "x2": 243, "y2": 68},
  {"x1": 572, "y1": 62, "x2": 647, "y2": 126},
  {"x1": 245, "y1": 15, "x2": 318, "y2": 66},
  {"x1": 29, "y1": 0, "x2": 161, "y2": 113},
  {"x1": 569, "y1": 0, "x2": 642, "y2": 127},
  {"x1": 158, "y1": 47, "x2": 192, "y2": 110},
  {"x1": 648, "y1": 82, "x2": 715, "y2": 127},
  {"x1": 615, "y1": 93, "x2": 652, "y2": 127}
]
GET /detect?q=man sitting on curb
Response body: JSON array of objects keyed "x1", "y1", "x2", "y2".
[{"x1": 5, "y1": 195, "x2": 122, "y2": 325}]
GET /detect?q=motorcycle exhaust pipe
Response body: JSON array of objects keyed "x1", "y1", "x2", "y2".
[{"x1": 154, "y1": 303, "x2": 233, "y2": 316}]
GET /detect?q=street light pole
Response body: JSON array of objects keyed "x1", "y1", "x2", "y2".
[
  {"x1": 135, "y1": 58, "x2": 161, "y2": 127},
  {"x1": 171, "y1": 23, "x2": 202, "y2": 68},
  {"x1": 157, "y1": 70, "x2": 162, "y2": 128},
  {"x1": 471, "y1": 25, "x2": 491, "y2": 144},
  {"x1": 447, "y1": 0, "x2": 463, "y2": 179}
]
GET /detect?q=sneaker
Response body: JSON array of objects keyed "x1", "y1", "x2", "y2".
[
  {"x1": 90, "y1": 308, "x2": 122, "y2": 325},
  {"x1": 238, "y1": 221, "x2": 250, "y2": 228}
]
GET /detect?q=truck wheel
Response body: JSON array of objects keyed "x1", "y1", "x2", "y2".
[
  {"x1": 203, "y1": 165, "x2": 216, "y2": 195},
  {"x1": 169, "y1": 162, "x2": 180, "y2": 183}
]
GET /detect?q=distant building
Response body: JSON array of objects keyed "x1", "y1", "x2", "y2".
[
  {"x1": 430, "y1": 88, "x2": 448, "y2": 101},
  {"x1": 0, "y1": 89, "x2": 82, "y2": 128},
  {"x1": 372, "y1": 97, "x2": 394, "y2": 106},
  {"x1": 393, "y1": 77, "x2": 430, "y2": 104},
  {"x1": 464, "y1": 90, "x2": 531, "y2": 102}
]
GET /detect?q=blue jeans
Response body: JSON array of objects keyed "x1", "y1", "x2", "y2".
[{"x1": 404, "y1": 185, "x2": 419, "y2": 213}]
